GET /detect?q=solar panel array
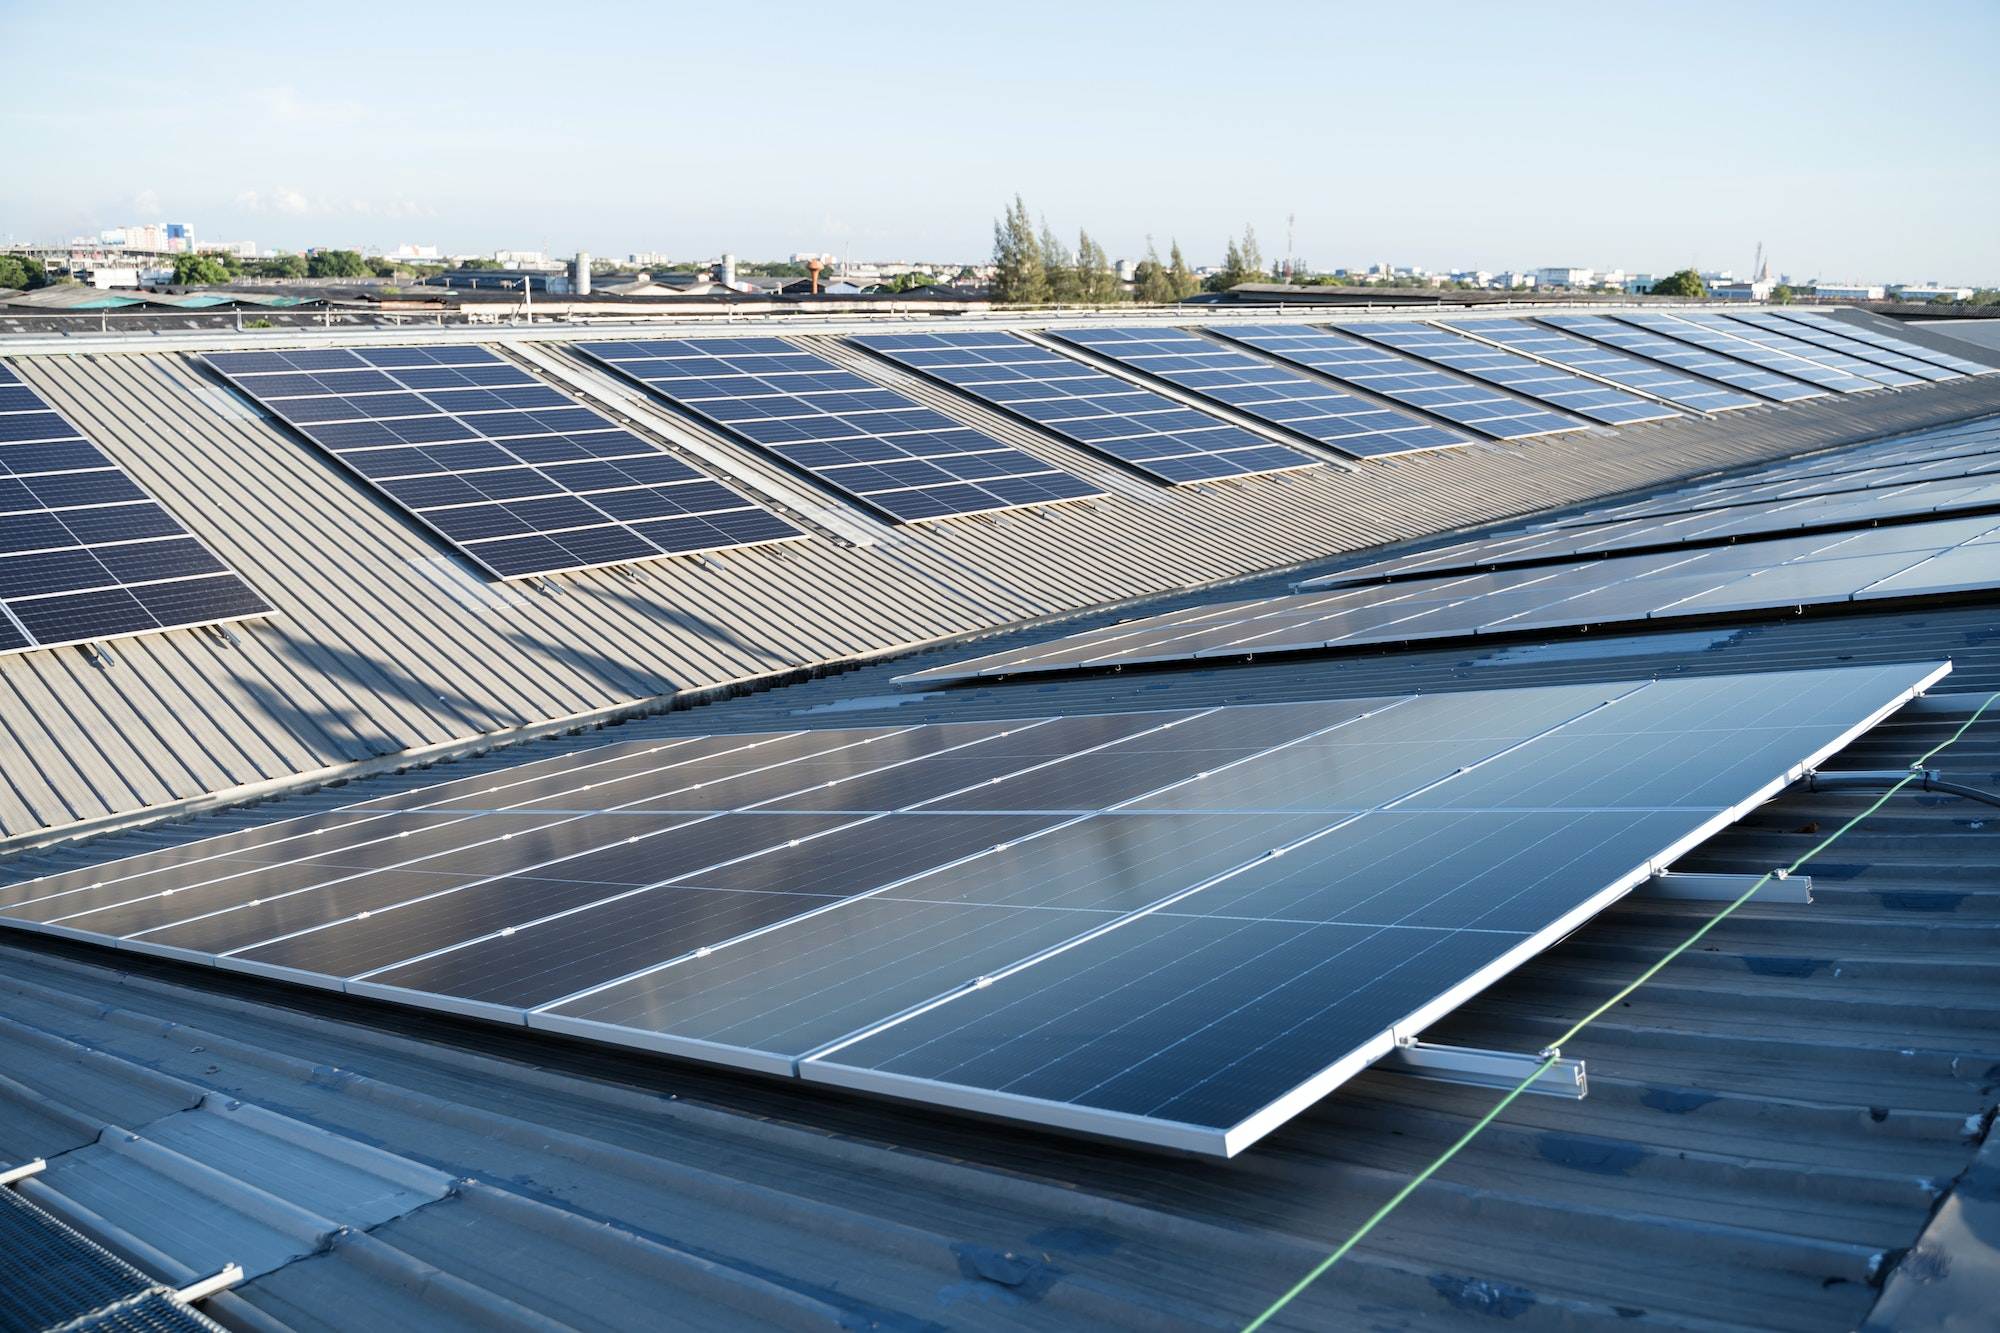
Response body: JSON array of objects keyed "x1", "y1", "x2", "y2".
[
  {"x1": 1705, "y1": 312, "x2": 1926, "y2": 387},
  {"x1": 0, "y1": 362, "x2": 271, "y2": 655},
  {"x1": 1539, "y1": 314, "x2": 1825, "y2": 403},
  {"x1": 1043, "y1": 326, "x2": 1471, "y2": 457},
  {"x1": 207, "y1": 346, "x2": 802, "y2": 577},
  {"x1": 0, "y1": 664, "x2": 1938, "y2": 1154},
  {"x1": 1333, "y1": 321, "x2": 1681, "y2": 426},
  {"x1": 572, "y1": 337, "x2": 1102, "y2": 521},
  {"x1": 1312, "y1": 416, "x2": 2000, "y2": 583},
  {"x1": 1614, "y1": 313, "x2": 1882, "y2": 394},
  {"x1": 902, "y1": 509, "x2": 2000, "y2": 684},
  {"x1": 1207, "y1": 324, "x2": 1587, "y2": 440},
  {"x1": 1725, "y1": 310, "x2": 1959, "y2": 383},
  {"x1": 1443, "y1": 319, "x2": 1762, "y2": 414},
  {"x1": 851, "y1": 331, "x2": 1317, "y2": 483},
  {"x1": 1775, "y1": 310, "x2": 1996, "y2": 377}
]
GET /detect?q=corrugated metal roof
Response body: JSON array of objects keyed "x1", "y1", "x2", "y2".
[
  {"x1": 0, "y1": 683, "x2": 1991, "y2": 1331},
  {"x1": 3, "y1": 316, "x2": 1998, "y2": 851}
]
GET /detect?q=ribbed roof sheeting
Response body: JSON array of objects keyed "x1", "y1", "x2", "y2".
[{"x1": 3, "y1": 340, "x2": 1999, "y2": 848}]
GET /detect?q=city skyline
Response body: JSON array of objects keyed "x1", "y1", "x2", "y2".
[{"x1": 5, "y1": 0, "x2": 1997, "y2": 284}]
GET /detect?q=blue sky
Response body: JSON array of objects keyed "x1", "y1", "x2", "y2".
[{"x1": 5, "y1": 0, "x2": 1995, "y2": 282}]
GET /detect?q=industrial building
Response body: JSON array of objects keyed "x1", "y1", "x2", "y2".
[{"x1": 0, "y1": 303, "x2": 1996, "y2": 1330}]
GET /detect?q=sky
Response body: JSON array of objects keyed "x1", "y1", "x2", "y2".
[{"x1": 4, "y1": 0, "x2": 1996, "y2": 283}]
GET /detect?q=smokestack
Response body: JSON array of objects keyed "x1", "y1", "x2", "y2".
[{"x1": 572, "y1": 251, "x2": 591, "y2": 296}]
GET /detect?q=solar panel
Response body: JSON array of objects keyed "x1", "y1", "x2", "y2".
[
  {"x1": 1305, "y1": 417, "x2": 2000, "y2": 582},
  {"x1": 0, "y1": 361, "x2": 271, "y2": 655},
  {"x1": 0, "y1": 663, "x2": 1942, "y2": 1155},
  {"x1": 1711, "y1": 312, "x2": 1932, "y2": 386},
  {"x1": 1729, "y1": 310, "x2": 1959, "y2": 382},
  {"x1": 572, "y1": 337, "x2": 1103, "y2": 521},
  {"x1": 1042, "y1": 326, "x2": 1471, "y2": 458},
  {"x1": 899, "y1": 513, "x2": 2000, "y2": 684},
  {"x1": 1774, "y1": 310, "x2": 1996, "y2": 377},
  {"x1": 1333, "y1": 321, "x2": 1680, "y2": 426},
  {"x1": 1443, "y1": 318, "x2": 1762, "y2": 414},
  {"x1": 1540, "y1": 314, "x2": 1825, "y2": 403},
  {"x1": 1614, "y1": 313, "x2": 1881, "y2": 393},
  {"x1": 1206, "y1": 324, "x2": 1587, "y2": 440},
  {"x1": 209, "y1": 346, "x2": 803, "y2": 578},
  {"x1": 851, "y1": 330, "x2": 1318, "y2": 483}
]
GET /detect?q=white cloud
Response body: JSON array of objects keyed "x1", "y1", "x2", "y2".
[
  {"x1": 233, "y1": 186, "x2": 430, "y2": 222},
  {"x1": 132, "y1": 188, "x2": 161, "y2": 217},
  {"x1": 250, "y1": 85, "x2": 365, "y2": 125}
]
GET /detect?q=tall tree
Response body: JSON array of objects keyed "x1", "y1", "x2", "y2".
[
  {"x1": 1134, "y1": 239, "x2": 1174, "y2": 304},
  {"x1": 1240, "y1": 225, "x2": 1263, "y2": 281},
  {"x1": 990, "y1": 195, "x2": 1048, "y2": 304},
  {"x1": 1166, "y1": 240, "x2": 1198, "y2": 299},
  {"x1": 171, "y1": 253, "x2": 230, "y2": 285},
  {"x1": 1040, "y1": 218, "x2": 1079, "y2": 303},
  {"x1": 1206, "y1": 225, "x2": 1265, "y2": 292},
  {"x1": 1075, "y1": 229, "x2": 1121, "y2": 304}
]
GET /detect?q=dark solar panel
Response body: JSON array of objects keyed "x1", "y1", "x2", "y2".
[
  {"x1": 0, "y1": 362, "x2": 271, "y2": 655},
  {"x1": 1539, "y1": 314, "x2": 1825, "y2": 403},
  {"x1": 1614, "y1": 313, "x2": 1882, "y2": 393},
  {"x1": 1206, "y1": 324, "x2": 1587, "y2": 440},
  {"x1": 1443, "y1": 318, "x2": 1762, "y2": 413},
  {"x1": 207, "y1": 345, "x2": 802, "y2": 577},
  {"x1": 852, "y1": 330, "x2": 1319, "y2": 483},
  {"x1": 1334, "y1": 321, "x2": 1680, "y2": 426},
  {"x1": 0, "y1": 664, "x2": 1938, "y2": 1155},
  {"x1": 1044, "y1": 325, "x2": 1471, "y2": 457},
  {"x1": 572, "y1": 337, "x2": 1102, "y2": 521}
]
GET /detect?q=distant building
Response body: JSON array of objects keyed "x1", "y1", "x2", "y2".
[
  {"x1": 1115, "y1": 258, "x2": 1137, "y2": 282},
  {"x1": 1536, "y1": 266, "x2": 1595, "y2": 289},
  {"x1": 1709, "y1": 278, "x2": 1777, "y2": 301},
  {"x1": 1892, "y1": 285, "x2": 1973, "y2": 302},
  {"x1": 1814, "y1": 283, "x2": 1885, "y2": 301},
  {"x1": 1493, "y1": 271, "x2": 1536, "y2": 289},
  {"x1": 1622, "y1": 274, "x2": 1655, "y2": 294},
  {"x1": 385, "y1": 244, "x2": 442, "y2": 263}
]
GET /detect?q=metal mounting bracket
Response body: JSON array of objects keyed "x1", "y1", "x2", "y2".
[
  {"x1": 1641, "y1": 870, "x2": 1812, "y2": 904},
  {"x1": 1379, "y1": 1039, "x2": 1587, "y2": 1099}
]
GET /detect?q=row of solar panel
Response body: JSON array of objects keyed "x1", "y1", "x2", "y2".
[
  {"x1": 0, "y1": 662, "x2": 1939, "y2": 1152},
  {"x1": 7, "y1": 308, "x2": 1982, "y2": 655}
]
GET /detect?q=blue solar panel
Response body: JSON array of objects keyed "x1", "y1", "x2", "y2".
[
  {"x1": 0, "y1": 363, "x2": 270, "y2": 656},
  {"x1": 1615, "y1": 313, "x2": 1881, "y2": 393},
  {"x1": 572, "y1": 338, "x2": 1102, "y2": 521},
  {"x1": 1334, "y1": 321, "x2": 1679, "y2": 426},
  {"x1": 1706, "y1": 313, "x2": 1925, "y2": 387},
  {"x1": 1539, "y1": 314, "x2": 1825, "y2": 403},
  {"x1": 208, "y1": 346, "x2": 803, "y2": 577},
  {"x1": 1725, "y1": 311, "x2": 1955, "y2": 383},
  {"x1": 1774, "y1": 311, "x2": 1996, "y2": 378},
  {"x1": 1444, "y1": 319, "x2": 1763, "y2": 414},
  {"x1": 1206, "y1": 325, "x2": 1586, "y2": 441},
  {"x1": 851, "y1": 330, "x2": 1319, "y2": 483},
  {"x1": 1043, "y1": 325, "x2": 1470, "y2": 458}
]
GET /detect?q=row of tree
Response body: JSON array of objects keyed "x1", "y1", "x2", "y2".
[{"x1": 994, "y1": 195, "x2": 1257, "y2": 305}]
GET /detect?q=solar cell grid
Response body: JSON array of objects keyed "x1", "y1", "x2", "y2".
[
  {"x1": 1725, "y1": 310, "x2": 1958, "y2": 383},
  {"x1": 1539, "y1": 313, "x2": 1824, "y2": 403},
  {"x1": 0, "y1": 361, "x2": 271, "y2": 654},
  {"x1": 207, "y1": 345, "x2": 803, "y2": 577},
  {"x1": 1334, "y1": 320, "x2": 1680, "y2": 426},
  {"x1": 573, "y1": 337, "x2": 1102, "y2": 521},
  {"x1": 1443, "y1": 319, "x2": 1762, "y2": 413},
  {"x1": 1614, "y1": 313, "x2": 1881, "y2": 393},
  {"x1": 1045, "y1": 325, "x2": 1470, "y2": 457},
  {"x1": 851, "y1": 330, "x2": 1318, "y2": 483},
  {"x1": 1775, "y1": 311, "x2": 1996, "y2": 377},
  {"x1": 0, "y1": 665, "x2": 1942, "y2": 1154},
  {"x1": 1206, "y1": 324, "x2": 1587, "y2": 440},
  {"x1": 1710, "y1": 312, "x2": 1931, "y2": 386}
]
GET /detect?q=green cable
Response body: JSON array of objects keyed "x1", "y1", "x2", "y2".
[{"x1": 1244, "y1": 688, "x2": 2000, "y2": 1333}]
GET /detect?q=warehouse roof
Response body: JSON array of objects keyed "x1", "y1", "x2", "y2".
[{"x1": 1, "y1": 308, "x2": 1998, "y2": 1330}]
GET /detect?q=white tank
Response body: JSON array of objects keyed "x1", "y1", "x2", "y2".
[{"x1": 572, "y1": 252, "x2": 591, "y2": 296}]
